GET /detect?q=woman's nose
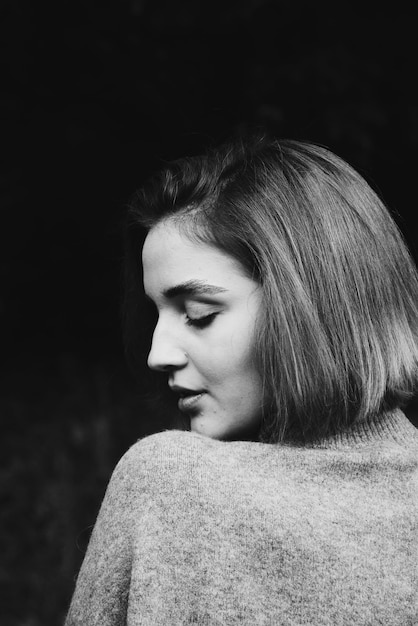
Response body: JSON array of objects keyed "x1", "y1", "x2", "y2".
[{"x1": 147, "y1": 321, "x2": 188, "y2": 372}]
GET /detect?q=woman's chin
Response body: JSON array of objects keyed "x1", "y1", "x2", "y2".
[
  {"x1": 189, "y1": 414, "x2": 224, "y2": 440},
  {"x1": 189, "y1": 414, "x2": 259, "y2": 442}
]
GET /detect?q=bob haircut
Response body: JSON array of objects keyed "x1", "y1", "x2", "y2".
[{"x1": 124, "y1": 135, "x2": 418, "y2": 443}]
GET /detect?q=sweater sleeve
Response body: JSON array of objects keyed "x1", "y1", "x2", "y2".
[{"x1": 64, "y1": 444, "x2": 144, "y2": 626}]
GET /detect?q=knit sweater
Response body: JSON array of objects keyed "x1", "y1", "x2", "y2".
[{"x1": 65, "y1": 409, "x2": 418, "y2": 626}]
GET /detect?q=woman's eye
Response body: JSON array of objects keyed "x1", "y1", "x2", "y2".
[{"x1": 185, "y1": 312, "x2": 217, "y2": 329}]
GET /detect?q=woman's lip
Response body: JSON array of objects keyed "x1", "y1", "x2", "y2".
[{"x1": 178, "y1": 392, "x2": 205, "y2": 412}]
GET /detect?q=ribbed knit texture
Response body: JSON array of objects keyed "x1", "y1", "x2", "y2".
[{"x1": 65, "y1": 409, "x2": 418, "y2": 625}]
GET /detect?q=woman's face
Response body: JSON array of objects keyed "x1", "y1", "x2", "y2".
[{"x1": 142, "y1": 220, "x2": 264, "y2": 441}]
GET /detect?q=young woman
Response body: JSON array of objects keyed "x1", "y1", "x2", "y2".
[{"x1": 65, "y1": 136, "x2": 418, "y2": 625}]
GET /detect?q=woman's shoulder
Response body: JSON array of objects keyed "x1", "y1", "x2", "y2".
[
  {"x1": 131, "y1": 428, "x2": 212, "y2": 456},
  {"x1": 112, "y1": 429, "x2": 265, "y2": 487},
  {"x1": 112, "y1": 429, "x2": 216, "y2": 478}
]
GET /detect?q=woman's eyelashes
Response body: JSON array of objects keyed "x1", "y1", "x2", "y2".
[
  {"x1": 185, "y1": 311, "x2": 218, "y2": 329},
  {"x1": 145, "y1": 296, "x2": 220, "y2": 330}
]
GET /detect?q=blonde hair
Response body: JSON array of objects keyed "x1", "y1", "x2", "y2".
[{"x1": 125, "y1": 135, "x2": 418, "y2": 442}]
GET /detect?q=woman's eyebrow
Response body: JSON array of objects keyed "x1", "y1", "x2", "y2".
[{"x1": 163, "y1": 280, "x2": 228, "y2": 299}]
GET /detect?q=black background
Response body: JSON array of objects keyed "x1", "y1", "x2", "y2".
[{"x1": 1, "y1": 1, "x2": 418, "y2": 624}]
